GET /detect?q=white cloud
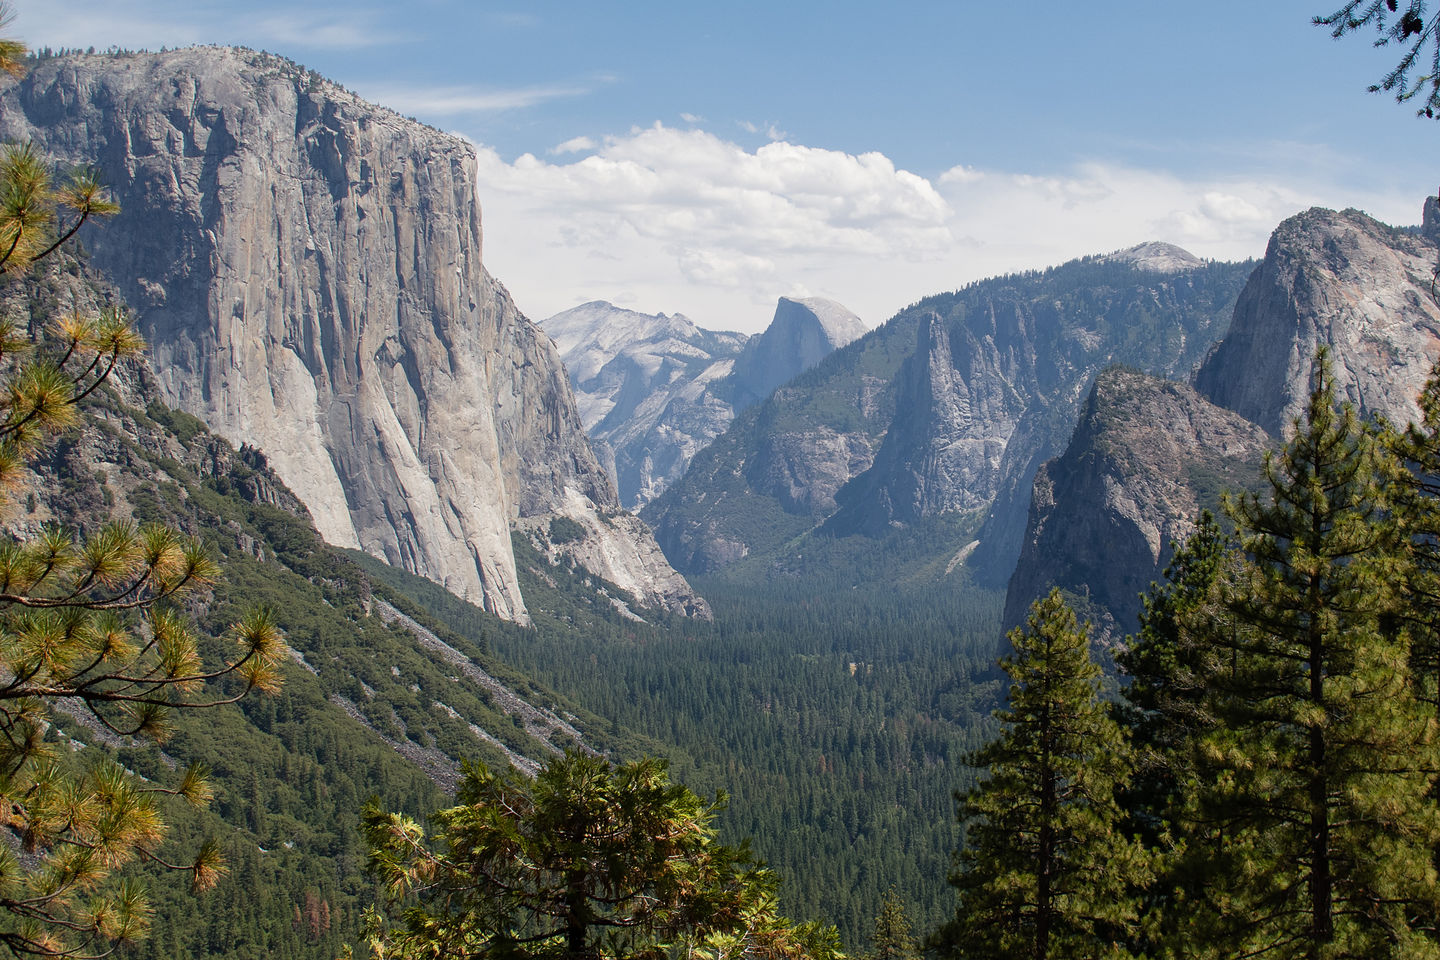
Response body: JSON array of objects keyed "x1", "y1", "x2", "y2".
[
  {"x1": 680, "y1": 112, "x2": 704, "y2": 124},
  {"x1": 551, "y1": 136, "x2": 597, "y2": 155},
  {"x1": 367, "y1": 82, "x2": 591, "y2": 115},
  {"x1": 469, "y1": 124, "x2": 1424, "y2": 335}
]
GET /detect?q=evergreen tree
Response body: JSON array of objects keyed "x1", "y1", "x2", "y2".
[
  {"x1": 866, "y1": 889, "x2": 917, "y2": 960},
  {"x1": 938, "y1": 589, "x2": 1150, "y2": 960},
  {"x1": 1315, "y1": 1, "x2": 1440, "y2": 117},
  {"x1": 1171, "y1": 353, "x2": 1440, "y2": 959},
  {"x1": 361, "y1": 751, "x2": 841, "y2": 960},
  {"x1": 1118, "y1": 509, "x2": 1233, "y2": 837},
  {"x1": 0, "y1": 10, "x2": 285, "y2": 955},
  {"x1": 1388, "y1": 361, "x2": 1440, "y2": 721}
]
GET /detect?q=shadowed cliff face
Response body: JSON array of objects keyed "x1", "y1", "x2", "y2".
[
  {"x1": 645, "y1": 252, "x2": 1251, "y2": 580},
  {"x1": 1003, "y1": 368, "x2": 1270, "y2": 642},
  {"x1": 0, "y1": 48, "x2": 701, "y2": 622}
]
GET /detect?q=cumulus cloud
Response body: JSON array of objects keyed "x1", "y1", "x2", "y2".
[
  {"x1": 469, "y1": 124, "x2": 1424, "y2": 334},
  {"x1": 551, "y1": 136, "x2": 598, "y2": 155}
]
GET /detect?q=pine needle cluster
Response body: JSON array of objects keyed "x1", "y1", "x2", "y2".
[
  {"x1": 360, "y1": 752, "x2": 844, "y2": 960},
  {"x1": 0, "y1": 8, "x2": 284, "y2": 955}
]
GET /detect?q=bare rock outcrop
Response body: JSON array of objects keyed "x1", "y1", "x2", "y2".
[
  {"x1": 1006, "y1": 201, "x2": 1440, "y2": 642},
  {"x1": 543, "y1": 302, "x2": 747, "y2": 509},
  {"x1": 1003, "y1": 367, "x2": 1271, "y2": 641},
  {"x1": 728, "y1": 297, "x2": 867, "y2": 410},
  {"x1": 645, "y1": 256, "x2": 1253, "y2": 579},
  {"x1": 0, "y1": 48, "x2": 701, "y2": 621},
  {"x1": 1196, "y1": 206, "x2": 1440, "y2": 435}
]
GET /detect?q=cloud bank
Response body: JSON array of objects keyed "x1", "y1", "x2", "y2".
[{"x1": 472, "y1": 123, "x2": 1424, "y2": 334}]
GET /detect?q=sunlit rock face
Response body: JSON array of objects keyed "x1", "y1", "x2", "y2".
[
  {"x1": 1, "y1": 47, "x2": 706, "y2": 622},
  {"x1": 545, "y1": 296, "x2": 864, "y2": 509},
  {"x1": 1196, "y1": 206, "x2": 1440, "y2": 437}
]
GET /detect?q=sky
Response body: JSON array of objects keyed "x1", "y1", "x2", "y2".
[{"x1": 16, "y1": 1, "x2": 1438, "y2": 334}]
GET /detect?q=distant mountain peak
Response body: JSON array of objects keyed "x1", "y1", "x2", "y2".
[
  {"x1": 776, "y1": 296, "x2": 868, "y2": 347},
  {"x1": 1102, "y1": 241, "x2": 1204, "y2": 272},
  {"x1": 542, "y1": 301, "x2": 706, "y2": 366},
  {"x1": 546, "y1": 296, "x2": 863, "y2": 509}
]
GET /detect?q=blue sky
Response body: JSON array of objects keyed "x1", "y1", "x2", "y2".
[{"x1": 18, "y1": 1, "x2": 1438, "y2": 333}]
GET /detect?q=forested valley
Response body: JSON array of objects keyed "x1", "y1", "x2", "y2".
[{"x1": 1, "y1": 4, "x2": 1440, "y2": 960}]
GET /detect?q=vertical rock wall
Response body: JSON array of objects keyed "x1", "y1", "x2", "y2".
[{"x1": 0, "y1": 48, "x2": 695, "y2": 621}]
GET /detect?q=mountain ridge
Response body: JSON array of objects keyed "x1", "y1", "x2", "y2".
[
  {"x1": 643, "y1": 254, "x2": 1254, "y2": 583},
  {"x1": 545, "y1": 295, "x2": 864, "y2": 508},
  {"x1": 1004, "y1": 202, "x2": 1440, "y2": 640}
]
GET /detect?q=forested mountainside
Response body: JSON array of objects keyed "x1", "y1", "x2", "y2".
[
  {"x1": 0, "y1": 47, "x2": 703, "y2": 623},
  {"x1": 2, "y1": 256, "x2": 670, "y2": 957},
  {"x1": 4, "y1": 248, "x2": 1000, "y2": 953},
  {"x1": 643, "y1": 250, "x2": 1254, "y2": 586},
  {"x1": 0, "y1": 47, "x2": 1009, "y2": 952},
  {"x1": 545, "y1": 296, "x2": 864, "y2": 509},
  {"x1": 1006, "y1": 202, "x2": 1440, "y2": 639},
  {"x1": 9, "y1": 34, "x2": 1440, "y2": 960}
]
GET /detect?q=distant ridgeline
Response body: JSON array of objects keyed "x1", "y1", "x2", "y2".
[
  {"x1": 1005, "y1": 202, "x2": 1440, "y2": 641},
  {"x1": 6, "y1": 42, "x2": 1440, "y2": 960},
  {"x1": 641, "y1": 247, "x2": 1255, "y2": 588},
  {"x1": 543, "y1": 296, "x2": 867, "y2": 509}
]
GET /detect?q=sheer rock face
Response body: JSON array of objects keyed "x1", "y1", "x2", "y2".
[
  {"x1": 1195, "y1": 207, "x2": 1440, "y2": 436},
  {"x1": 826, "y1": 312, "x2": 1024, "y2": 535},
  {"x1": 0, "y1": 48, "x2": 702, "y2": 622},
  {"x1": 1003, "y1": 368, "x2": 1270, "y2": 641},
  {"x1": 1006, "y1": 202, "x2": 1440, "y2": 641},
  {"x1": 728, "y1": 297, "x2": 867, "y2": 410},
  {"x1": 645, "y1": 256, "x2": 1252, "y2": 579},
  {"x1": 545, "y1": 296, "x2": 864, "y2": 510}
]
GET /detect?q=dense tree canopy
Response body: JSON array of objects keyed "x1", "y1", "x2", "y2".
[
  {"x1": 362, "y1": 751, "x2": 841, "y2": 960},
  {"x1": 938, "y1": 589, "x2": 1150, "y2": 960}
]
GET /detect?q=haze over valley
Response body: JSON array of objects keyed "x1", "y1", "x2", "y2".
[{"x1": 1, "y1": 4, "x2": 1439, "y2": 959}]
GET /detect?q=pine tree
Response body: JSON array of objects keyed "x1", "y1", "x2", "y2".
[
  {"x1": 361, "y1": 751, "x2": 841, "y2": 960},
  {"x1": 866, "y1": 889, "x2": 917, "y2": 960},
  {"x1": 1118, "y1": 509, "x2": 1233, "y2": 838},
  {"x1": 938, "y1": 589, "x2": 1150, "y2": 960},
  {"x1": 1171, "y1": 352, "x2": 1440, "y2": 959},
  {"x1": 0, "y1": 9, "x2": 285, "y2": 955},
  {"x1": 1315, "y1": 1, "x2": 1440, "y2": 118},
  {"x1": 1388, "y1": 361, "x2": 1440, "y2": 721}
]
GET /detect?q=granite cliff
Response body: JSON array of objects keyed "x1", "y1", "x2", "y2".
[
  {"x1": 1195, "y1": 205, "x2": 1440, "y2": 436},
  {"x1": 727, "y1": 297, "x2": 867, "y2": 410},
  {"x1": 1003, "y1": 367, "x2": 1270, "y2": 640},
  {"x1": 545, "y1": 296, "x2": 863, "y2": 509},
  {"x1": 0, "y1": 47, "x2": 705, "y2": 621},
  {"x1": 1005, "y1": 203, "x2": 1440, "y2": 639},
  {"x1": 644, "y1": 247, "x2": 1253, "y2": 578}
]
